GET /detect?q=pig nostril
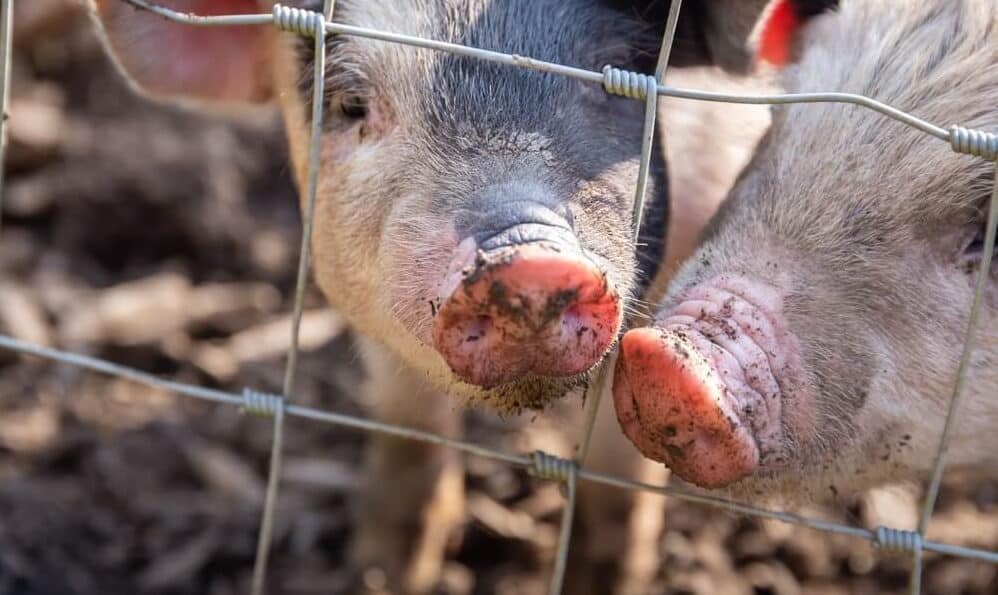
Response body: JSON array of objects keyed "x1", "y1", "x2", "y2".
[
  {"x1": 561, "y1": 303, "x2": 600, "y2": 339},
  {"x1": 465, "y1": 315, "x2": 492, "y2": 343},
  {"x1": 563, "y1": 304, "x2": 583, "y2": 325}
]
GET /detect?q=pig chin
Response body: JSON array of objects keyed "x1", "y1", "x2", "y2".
[{"x1": 614, "y1": 275, "x2": 818, "y2": 489}]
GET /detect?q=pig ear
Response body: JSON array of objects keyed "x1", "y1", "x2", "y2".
[
  {"x1": 755, "y1": 0, "x2": 801, "y2": 67},
  {"x1": 752, "y1": 0, "x2": 838, "y2": 67},
  {"x1": 89, "y1": 0, "x2": 274, "y2": 104}
]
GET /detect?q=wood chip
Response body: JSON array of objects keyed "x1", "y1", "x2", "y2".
[
  {"x1": 58, "y1": 273, "x2": 283, "y2": 346},
  {"x1": 0, "y1": 282, "x2": 53, "y2": 346},
  {"x1": 191, "y1": 309, "x2": 345, "y2": 379},
  {"x1": 281, "y1": 457, "x2": 359, "y2": 492},
  {"x1": 137, "y1": 529, "x2": 221, "y2": 591},
  {"x1": 467, "y1": 494, "x2": 540, "y2": 543},
  {"x1": 183, "y1": 439, "x2": 265, "y2": 506}
]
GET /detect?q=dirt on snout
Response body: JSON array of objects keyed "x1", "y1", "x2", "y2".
[{"x1": 1, "y1": 3, "x2": 996, "y2": 595}]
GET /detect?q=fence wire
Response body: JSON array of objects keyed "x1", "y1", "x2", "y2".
[{"x1": 0, "y1": 2, "x2": 996, "y2": 595}]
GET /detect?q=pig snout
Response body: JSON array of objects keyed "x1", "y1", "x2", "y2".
[
  {"x1": 432, "y1": 203, "x2": 620, "y2": 388},
  {"x1": 613, "y1": 276, "x2": 813, "y2": 488}
]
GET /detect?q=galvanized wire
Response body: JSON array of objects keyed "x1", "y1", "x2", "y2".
[
  {"x1": 322, "y1": 0, "x2": 336, "y2": 23},
  {"x1": 563, "y1": 6, "x2": 682, "y2": 589},
  {"x1": 549, "y1": 468, "x2": 578, "y2": 595},
  {"x1": 920, "y1": 162, "x2": 998, "y2": 527},
  {"x1": 576, "y1": 0, "x2": 682, "y2": 485},
  {"x1": 909, "y1": 159, "x2": 998, "y2": 595},
  {"x1": 257, "y1": 8, "x2": 332, "y2": 593},
  {"x1": 122, "y1": 2, "x2": 951, "y2": 143},
  {"x1": 3, "y1": 332, "x2": 997, "y2": 566},
  {"x1": 2, "y1": 3, "x2": 997, "y2": 595},
  {"x1": 247, "y1": 390, "x2": 286, "y2": 595}
]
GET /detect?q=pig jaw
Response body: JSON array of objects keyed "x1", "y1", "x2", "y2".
[{"x1": 614, "y1": 275, "x2": 816, "y2": 489}]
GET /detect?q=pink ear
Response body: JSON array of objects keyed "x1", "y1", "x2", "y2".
[
  {"x1": 92, "y1": 0, "x2": 273, "y2": 103},
  {"x1": 756, "y1": 0, "x2": 801, "y2": 67}
]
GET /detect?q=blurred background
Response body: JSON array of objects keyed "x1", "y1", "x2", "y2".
[{"x1": 0, "y1": 1, "x2": 996, "y2": 594}]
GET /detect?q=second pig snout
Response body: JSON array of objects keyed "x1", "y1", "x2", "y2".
[{"x1": 433, "y1": 201, "x2": 621, "y2": 388}]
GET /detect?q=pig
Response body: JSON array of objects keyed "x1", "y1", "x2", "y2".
[
  {"x1": 614, "y1": 0, "x2": 998, "y2": 504},
  {"x1": 88, "y1": 0, "x2": 773, "y2": 590}
]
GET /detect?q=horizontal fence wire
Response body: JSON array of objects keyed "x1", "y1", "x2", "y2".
[
  {"x1": 3, "y1": 332, "x2": 998, "y2": 569},
  {"x1": 0, "y1": 2, "x2": 996, "y2": 594}
]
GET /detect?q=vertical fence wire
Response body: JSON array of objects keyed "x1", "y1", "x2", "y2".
[
  {"x1": 909, "y1": 159, "x2": 998, "y2": 594},
  {"x1": 574, "y1": 0, "x2": 683, "y2": 467},
  {"x1": 554, "y1": 4, "x2": 684, "y2": 590},
  {"x1": 281, "y1": 20, "x2": 326, "y2": 408},
  {"x1": 919, "y1": 163, "x2": 998, "y2": 527},
  {"x1": 548, "y1": 471, "x2": 578, "y2": 595},
  {"x1": 2, "y1": 3, "x2": 998, "y2": 595},
  {"x1": 250, "y1": 400, "x2": 287, "y2": 595},
  {"x1": 0, "y1": 0, "x2": 13, "y2": 235},
  {"x1": 250, "y1": 6, "x2": 333, "y2": 594},
  {"x1": 323, "y1": 0, "x2": 337, "y2": 22},
  {"x1": 574, "y1": 0, "x2": 683, "y2": 480}
]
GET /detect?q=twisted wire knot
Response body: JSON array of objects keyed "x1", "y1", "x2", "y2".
[
  {"x1": 873, "y1": 526, "x2": 923, "y2": 555},
  {"x1": 950, "y1": 125, "x2": 998, "y2": 161},
  {"x1": 273, "y1": 3, "x2": 324, "y2": 38},
  {"x1": 528, "y1": 450, "x2": 577, "y2": 482},
  {"x1": 242, "y1": 388, "x2": 285, "y2": 417},
  {"x1": 602, "y1": 65, "x2": 657, "y2": 101}
]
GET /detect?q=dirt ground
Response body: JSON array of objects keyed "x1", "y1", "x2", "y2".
[{"x1": 0, "y1": 2, "x2": 995, "y2": 595}]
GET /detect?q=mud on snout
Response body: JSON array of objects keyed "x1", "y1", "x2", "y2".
[{"x1": 433, "y1": 239, "x2": 622, "y2": 391}]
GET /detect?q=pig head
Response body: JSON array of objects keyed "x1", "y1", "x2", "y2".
[
  {"x1": 614, "y1": 0, "x2": 998, "y2": 500},
  {"x1": 91, "y1": 0, "x2": 771, "y2": 412}
]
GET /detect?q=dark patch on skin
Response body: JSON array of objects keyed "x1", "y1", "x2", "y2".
[
  {"x1": 460, "y1": 249, "x2": 515, "y2": 289},
  {"x1": 474, "y1": 280, "x2": 544, "y2": 328},
  {"x1": 541, "y1": 288, "x2": 581, "y2": 327}
]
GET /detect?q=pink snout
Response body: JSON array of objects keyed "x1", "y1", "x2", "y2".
[
  {"x1": 613, "y1": 276, "x2": 811, "y2": 488},
  {"x1": 433, "y1": 242, "x2": 620, "y2": 388}
]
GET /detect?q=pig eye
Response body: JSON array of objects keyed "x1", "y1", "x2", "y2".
[
  {"x1": 338, "y1": 94, "x2": 368, "y2": 119},
  {"x1": 962, "y1": 224, "x2": 998, "y2": 260}
]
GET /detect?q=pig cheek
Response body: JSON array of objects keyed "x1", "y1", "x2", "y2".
[
  {"x1": 308, "y1": 130, "x2": 393, "y2": 320},
  {"x1": 360, "y1": 95, "x2": 395, "y2": 140},
  {"x1": 569, "y1": 173, "x2": 637, "y2": 295},
  {"x1": 322, "y1": 123, "x2": 364, "y2": 163},
  {"x1": 382, "y1": 212, "x2": 461, "y2": 347},
  {"x1": 772, "y1": 343, "x2": 821, "y2": 451}
]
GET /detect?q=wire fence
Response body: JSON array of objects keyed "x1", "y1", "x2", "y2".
[{"x1": 0, "y1": 1, "x2": 996, "y2": 594}]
